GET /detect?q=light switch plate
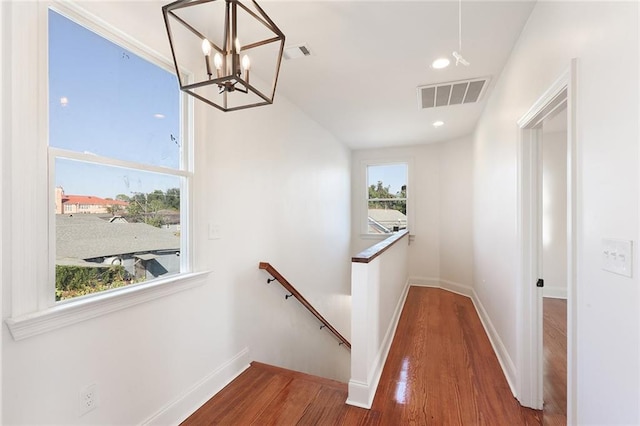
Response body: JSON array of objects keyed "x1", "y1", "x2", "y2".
[
  {"x1": 208, "y1": 223, "x2": 221, "y2": 240},
  {"x1": 602, "y1": 238, "x2": 633, "y2": 277}
]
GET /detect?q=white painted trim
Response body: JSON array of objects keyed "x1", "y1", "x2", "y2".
[
  {"x1": 6, "y1": 271, "x2": 210, "y2": 340},
  {"x1": 357, "y1": 157, "x2": 415, "y2": 236},
  {"x1": 516, "y1": 60, "x2": 577, "y2": 418},
  {"x1": 142, "y1": 348, "x2": 251, "y2": 425},
  {"x1": 471, "y1": 290, "x2": 517, "y2": 397},
  {"x1": 346, "y1": 279, "x2": 410, "y2": 409},
  {"x1": 439, "y1": 279, "x2": 473, "y2": 298},
  {"x1": 409, "y1": 277, "x2": 473, "y2": 298},
  {"x1": 0, "y1": 0, "x2": 7, "y2": 418},
  {"x1": 409, "y1": 278, "x2": 517, "y2": 397},
  {"x1": 408, "y1": 276, "x2": 441, "y2": 288},
  {"x1": 410, "y1": 277, "x2": 472, "y2": 296},
  {"x1": 49, "y1": 148, "x2": 191, "y2": 179},
  {"x1": 346, "y1": 380, "x2": 373, "y2": 409},
  {"x1": 565, "y1": 58, "x2": 579, "y2": 426},
  {"x1": 543, "y1": 287, "x2": 567, "y2": 299}
]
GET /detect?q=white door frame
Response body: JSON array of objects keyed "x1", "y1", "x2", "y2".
[{"x1": 516, "y1": 59, "x2": 577, "y2": 423}]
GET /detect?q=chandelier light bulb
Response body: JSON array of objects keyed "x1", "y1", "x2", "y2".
[
  {"x1": 242, "y1": 55, "x2": 251, "y2": 85},
  {"x1": 213, "y1": 53, "x2": 223, "y2": 70},
  {"x1": 201, "y1": 39, "x2": 212, "y2": 56},
  {"x1": 235, "y1": 38, "x2": 241, "y2": 53},
  {"x1": 242, "y1": 55, "x2": 251, "y2": 71}
]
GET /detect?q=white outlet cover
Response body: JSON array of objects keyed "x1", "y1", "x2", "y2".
[
  {"x1": 602, "y1": 238, "x2": 633, "y2": 277},
  {"x1": 79, "y1": 383, "x2": 98, "y2": 416}
]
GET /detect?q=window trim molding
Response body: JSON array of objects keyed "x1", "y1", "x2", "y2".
[
  {"x1": 6, "y1": 271, "x2": 210, "y2": 341},
  {"x1": 4, "y1": 1, "x2": 200, "y2": 336},
  {"x1": 49, "y1": 148, "x2": 193, "y2": 179}
]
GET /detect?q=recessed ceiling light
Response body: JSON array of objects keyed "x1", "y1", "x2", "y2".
[
  {"x1": 153, "y1": 113, "x2": 165, "y2": 119},
  {"x1": 431, "y1": 58, "x2": 450, "y2": 69},
  {"x1": 60, "y1": 96, "x2": 69, "y2": 107},
  {"x1": 433, "y1": 120, "x2": 444, "y2": 128}
]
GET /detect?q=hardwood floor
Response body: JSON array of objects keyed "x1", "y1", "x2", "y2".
[
  {"x1": 543, "y1": 297, "x2": 567, "y2": 425},
  {"x1": 182, "y1": 287, "x2": 542, "y2": 425},
  {"x1": 369, "y1": 287, "x2": 540, "y2": 425},
  {"x1": 181, "y1": 362, "x2": 377, "y2": 425}
]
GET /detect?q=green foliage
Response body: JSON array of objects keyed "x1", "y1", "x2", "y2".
[
  {"x1": 55, "y1": 265, "x2": 139, "y2": 301},
  {"x1": 368, "y1": 181, "x2": 407, "y2": 215},
  {"x1": 106, "y1": 203, "x2": 124, "y2": 215},
  {"x1": 123, "y1": 187, "x2": 180, "y2": 227}
]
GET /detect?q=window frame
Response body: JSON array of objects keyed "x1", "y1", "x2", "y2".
[
  {"x1": 5, "y1": 1, "x2": 207, "y2": 341},
  {"x1": 359, "y1": 159, "x2": 413, "y2": 238}
]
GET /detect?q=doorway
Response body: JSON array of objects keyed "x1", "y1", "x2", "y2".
[
  {"x1": 541, "y1": 106, "x2": 568, "y2": 424},
  {"x1": 516, "y1": 60, "x2": 577, "y2": 424}
]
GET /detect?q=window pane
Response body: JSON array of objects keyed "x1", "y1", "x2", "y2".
[
  {"x1": 367, "y1": 164, "x2": 407, "y2": 197},
  {"x1": 55, "y1": 159, "x2": 182, "y2": 301},
  {"x1": 367, "y1": 164, "x2": 407, "y2": 234},
  {"x1": 48, "y1": 10, "x2": 181, "y2": 169},
  {"x1": 368, "y1": 201, "x2": 407, "y2": 233}
]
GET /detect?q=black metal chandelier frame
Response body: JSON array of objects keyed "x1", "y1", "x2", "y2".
[{"x1": 162, "y1": 0, "x2": 285, "y2": 112}]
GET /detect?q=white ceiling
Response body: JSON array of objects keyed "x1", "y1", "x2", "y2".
[{"x1": 257, "y1": 1, "x2": 536, "y2": 149}]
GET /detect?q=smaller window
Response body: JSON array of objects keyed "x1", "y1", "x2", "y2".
[{"x1": 366, "y1": 163, "x2": 408, "y2": 234}]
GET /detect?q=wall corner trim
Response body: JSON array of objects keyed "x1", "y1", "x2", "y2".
[{"x1": 142, "y1": 347, "x2": 251, "y2": 425}]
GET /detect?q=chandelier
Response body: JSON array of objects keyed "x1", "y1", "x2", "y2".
[{"x1": 162, "y1": 0, "x2": 285, "y2": 112}]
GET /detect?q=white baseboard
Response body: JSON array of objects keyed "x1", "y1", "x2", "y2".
[
  {"x1": 470, "y1": 291, "x2": 517, "y2": 397},
  {"x1": 142, "y1": 348, "x2": 250, "y2": 425},
  {"x1": 346, "y1": 279, "x2": 410, "y2": 409},
  {"x1": 408, "y1": 277, "x2": 440, "y2": 288},
  {"x1": 408, "y1": 277, "x2": 472, "y2": 297},
  {"x1": 543, "y1": 286, "x2": 567, "y2": 299},
  {"x1": 408, "y1": 277, "x2": 517, "y2": 398}
]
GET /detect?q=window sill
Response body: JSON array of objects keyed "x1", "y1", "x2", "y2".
[{"x1": 5, "y1": 271, "x2": 211, "y2": 341}]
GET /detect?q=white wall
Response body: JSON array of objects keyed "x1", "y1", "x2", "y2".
[
  {"x1": 1, "y1": 1, "x2": 351, "y2": 424},
  {"x1": 349, "y1": 233, "x2": 409, "y2": 408},
  {"x1": 473, "y1": 1, "x2": 639, "y2": 423},
  {"x1": 200, "y1": 91, "x2": 353, "y2": 383},
  {"x1": 542, "y1": 128, "x2": 568, "y2": 299},
  {"x1": 439, "y1": 138, "x2": 474, "y2": 288},
  {"x1": 351, "y1": 137, "x2": 474, "y2": 289}
]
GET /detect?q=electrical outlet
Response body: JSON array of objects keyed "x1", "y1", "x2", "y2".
[{"x1": 79, "y1": 383, "x2": 98, "y2": 416}]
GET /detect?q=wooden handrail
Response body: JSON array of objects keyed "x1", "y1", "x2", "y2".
[
  {"x1": 258, "y1": 262, "x2": 351, "y2": 350},
  {"x1": 352, "y1": 229, "x2": 409, "y2": 263}
]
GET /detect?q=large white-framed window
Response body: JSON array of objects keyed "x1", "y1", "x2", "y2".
[
  {"x1": 359, "y1": 160, "x2": 412, "y2": 236},
  {"x1": 5, "y1": 2, "x2": 205, "y2": 340}
]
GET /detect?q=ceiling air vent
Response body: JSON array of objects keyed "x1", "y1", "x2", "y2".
[
  {"x1": 417, "y1": 77, "x2": 491, "y2": 109},
  {"x1": 284, "y1": 44, "x2": 312, "y2": 60}
]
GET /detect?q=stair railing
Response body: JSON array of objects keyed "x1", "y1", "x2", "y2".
[{"x1": 259, "y1": 262, "x2": 351, "y2": 350}]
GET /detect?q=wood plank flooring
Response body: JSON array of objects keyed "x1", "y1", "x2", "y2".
[
  {"x1": 182, "y1": 287, "x2": 543, "y2": 425},
  {"x1": 543, "y1": 298, "x2": 567, "y2": 425},
  {"x1": 369, "y1": 287, "x2": 541, "y2": 425},
  {"x1": 181, "y1": 362, "x2": 377, "y2": 425}
]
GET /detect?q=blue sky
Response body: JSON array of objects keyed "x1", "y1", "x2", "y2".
[
  {"x1": 49, "y1": 9, "x2": 181, "y2": 198},
  {"x1": 49, "y1": 10, "x2": 407, "y2": 200},
  {"x1": 367, "y1": 164, "x2": 407, "y2": 195}
]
